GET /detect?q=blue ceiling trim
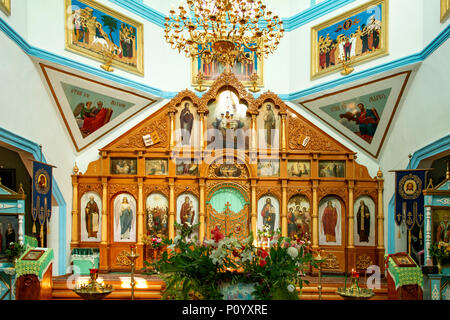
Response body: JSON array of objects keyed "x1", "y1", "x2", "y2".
[{"x1": 109, "y1": 0, "x2": 356, "y2": 32}]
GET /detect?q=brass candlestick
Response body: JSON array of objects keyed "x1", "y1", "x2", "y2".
[
  {"x1": 314, "y1": 251, "x2": 324, "y2": 300},
  {"x1": 126, "y1": 245, "x2": 140, "y2": 300},
  {"x1": 336, "y1": 270, "x2": 374, "y2": 300},
  {"x1": 73, "y1": 269, "x2": 113, "y2": 300}
]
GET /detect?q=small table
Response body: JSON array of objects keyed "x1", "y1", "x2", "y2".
[{"x1": 386, "y1": 254, "x2": 423, "y2": 300}]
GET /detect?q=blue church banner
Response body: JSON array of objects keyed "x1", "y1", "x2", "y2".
[
  {"x1": 395, "y1": 170, "x2": 426, "y2": 231},
  {"x1": 32, "y1": 161, "x2": 53, "y2": 232}
]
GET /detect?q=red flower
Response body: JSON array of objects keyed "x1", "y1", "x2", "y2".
[
  {"x1": 257, "y1": 248, "x2": 269, "y2": 259},
  {"x1": 259, "y1": 259, "x2": 267, "y2": 267},
  {"x1": 232, "y1": 250, "x2": 239, "y2": 257},
  {"x1": 90, "y1": 268, "x2": 98, "y2": 274},
  {"x1": 211, "y1": 226, "x2": 224, "y2": 243}
]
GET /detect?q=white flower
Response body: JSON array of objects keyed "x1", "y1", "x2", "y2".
[
  {"x1": 287, "y1": 246, "x2": 298, "y2": 259},
  {"x1": 174, "y1": 235, "x2": 181, "y2": 245},
  {"x1": 287, "y1": 284, "x2": 295, "y2": 293},
  {"x1": 168, "y1": 243, "x2": 176, "y2": 250}
]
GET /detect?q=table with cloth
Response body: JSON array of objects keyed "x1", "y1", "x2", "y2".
[
  {"x1": 385, "y1": 254, "x2": 423, "y2": 300},
  {"x1": 15, "y1": 247, "x2": 53, "y2": 300}
]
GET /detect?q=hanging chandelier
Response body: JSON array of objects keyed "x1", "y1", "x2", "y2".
[{"x1": 164, "y1": 0, "x2": 285, "y2": 68}]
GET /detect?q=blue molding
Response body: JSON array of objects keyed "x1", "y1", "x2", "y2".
[
  {"x1": 109, "y1": 0, "x2": 356, "y2": 32},
  {"x1": 387, "y1": 134, "x2": 450, "y2": 254},
  {"x1": 0, "y1": 127, "x2": 67, "y2": 276}
]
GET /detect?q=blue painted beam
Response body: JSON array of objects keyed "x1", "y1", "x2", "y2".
[{"x1": 0, "y1": 127, "x2": 67, "y2": 276}]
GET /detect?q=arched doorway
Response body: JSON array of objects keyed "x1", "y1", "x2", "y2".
[{"x1": 206, "y1": 183, "x2": 250, "y2": 241}]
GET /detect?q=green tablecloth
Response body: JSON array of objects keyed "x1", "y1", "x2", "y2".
[
  {"x1": 385, "y1": 254, "x2": 423, "y2": 289},
  {"x1": 15, "y1": 248, "x2": 54, "y2": 280}
]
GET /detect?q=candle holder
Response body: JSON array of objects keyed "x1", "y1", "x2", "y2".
[
  {"x1": 314, "y1": 251, "x2": 325, "y2": 300},
  {"x1": 126, "y1": 245, "x2": 140, "y2": 300},
  {"x1": 337, "y1": 270, "x2": 374, "y2": 300},
  {"x1": 73, "y1": 268, "x2": 113, "y2": 300}
]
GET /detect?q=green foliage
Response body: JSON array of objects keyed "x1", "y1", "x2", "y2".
[
  {"x1": 149, "y1": 223, "x2": 316, "y2": 300},
  {"x1": 429, "y1": 241, "x2": 450, "y2": 262},
  {"x1": 5, "y1": 241, "x2": 25, "y2": 261}
]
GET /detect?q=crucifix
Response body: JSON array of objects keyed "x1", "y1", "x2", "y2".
[{"x1": 224, "y1": 202, "x2": 232, "y2": 214}]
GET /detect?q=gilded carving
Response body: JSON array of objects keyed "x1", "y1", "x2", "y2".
[
  {"x1": 354, "y1": 189, "x2": 377, "y2": 203},
  {"x1": 318, "y1": 187, "x2": 347, "y2": 201},
  {"x1": 108, "y1": 184, "x2": 138, "y2": 198},
  {"x1": 254, "y1": 91, "x2": 288, "y2": 115},
  {"x1": 287, "y1": 187, "x2": 312, "y2": 203},
  {"x1": 143, "y1": 184, "x2": 170, "y2": 199},
  {"x1": 115, "y1": 113, "x2": 169, "y2": 149},
  {"x1": 116, "y1": 250, "x2": 131, "y2": 266},
  {"x1": 356, "y1": 254, "x2": 373, "y2": 270},
  {"x1": 288, "y1": 114, "x2": 342, "y2": 152},
  {"x1": 166, "y1": 90, "x2": 203, "y2": 114},
  {"x1": 78, "y1": 183, "x2": 102, "y2": 199},
  {"x1": 256, "y1": 187, "x2": 282, "y2": 202},
  {"x1": 174, "y1": 184, "x2": 200, "y2": 198},
  {"x1": 322, "y1": 253, "x2": 340, "y2": 269}
]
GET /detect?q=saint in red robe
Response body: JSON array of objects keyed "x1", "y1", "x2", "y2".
[{"x1": 322, "y1": 202, "x2": 338, "y2": 242}]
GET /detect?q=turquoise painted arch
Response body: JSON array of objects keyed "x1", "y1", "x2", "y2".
[{"x1": 206, "y1": 187, "x2": 248, "y2": 214}]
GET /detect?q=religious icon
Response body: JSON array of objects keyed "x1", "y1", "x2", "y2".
[
  {"x1": 145, "y1": 159, "x2": 168, "y2": 175},
  {"x1": 110, "y1": 158, "x2": 137, "y2": 174},
  {"x1": 403, "y1": 179, "x2": 417, "y2": 195},
  {"x1": 179, "y1": 196, "x2": 195, "y2": 227},
  {"x1": 179, "y1": 102, "x2": 194, "y2": 145},
  {"x1": 263, "y1": 103, "x2": 276, "y2": 147},
  {"x1": 65, "y1": 0, "x2": 144, "y2": 75},
  {"x1": 5, "y1": 223, "x2": 15, "y2": 245},
  {"x1": 38, "y1": 174, "x2": 47, "y2": 189},
  {"x1": 257, "y1": 160, "x2": 280, "y2": 177},
  {"x1": 146, "y1": 193, "x2": 169, "y2": 237},
  {"x1": 260, "y1": 197, "x2": 276, "y2": 232},
  {"x1": 287, "y1": 161, "x2": 311, "y2": 177},
  {"x1": 311, "y1": 0, "x2": 387, "y2": 79},
  {"x1": 318, "y1": 160, "x2": 345, "y2": 178},
  {"x1": 287, "y1": 195, "x2": 311, "y2": 241},
  {"x1": 207, "y1": 90, "x2": 249, "y2": 150},
  {"x1": 319, "y1": 197, "x2": 342, "y2": 245},
  {"x1": 356, "y1": 199, "x2": 371, "y2": 243},
  {"x1": 436, "y1": 213, "x2": 449, "y2": 243},
  {"x1": 176, "y1": 194, "x2": 199, "y2": 237},
  {"x1": 80, "y1": 192, "x2": 102, "y2": 242},
  {"x1": 85, "y1": 196, "x2": 100, "y2": 238},
  {"x1": 176, "y1": 159, "x2": 199, "y2": 176},
  {"x1": 114, "y1": 194, "x2": 136, "y2": 242}
]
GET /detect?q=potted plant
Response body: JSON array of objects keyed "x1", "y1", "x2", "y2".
[
  {"x1": 429, "y1": 241, "x2": 450, "y2": 273},
  {"x1": 147, "y1": 224, "x2": 316, "y2": 300},
  {"x1": 5, "y1": 241, "x2": 25, "y2": 266}
]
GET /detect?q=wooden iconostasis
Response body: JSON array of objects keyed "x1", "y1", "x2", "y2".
[{"x1": 71, "y1": 72, "x2": 385, "y2": 274}]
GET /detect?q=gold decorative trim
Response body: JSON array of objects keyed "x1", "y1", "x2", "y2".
[
  {"x1": 322, "y1": 253, "x2": 340, "y2": 269},
  {"x1": 356, "y1": 254, "x2": 373, "y2": 270},
  {"x1": 116, "y1": 250, "x2": 131, "y2": 266},
  {"x1": 0, "y1": 0, "x2": 11, "y2": 16},
  {"x1": 441, "y1": 0, "x2": 450, "y2": 22}
]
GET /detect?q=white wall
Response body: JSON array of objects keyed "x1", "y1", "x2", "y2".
[
  {"x1": 0, "y1": 31, "x2": 78, "y2": 275},
  {"x1": 378, "y1": 39, "x2": 450, "y2": 252}
]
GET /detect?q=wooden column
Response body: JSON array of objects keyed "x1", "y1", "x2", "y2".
[
  {"x1": 99, "y1": 179, "x2": 108, "y2": 272},
  {"x1": 71, "y1": 176, "x2": 79, "y2": 247},
  {"x1": 137, "y1": 178, "x2": 144, "y2": 245},
  {"x1": 348, "y1": 181, "x2": 355, "y2": 248},
  {"x1": 281, "y1": 180, "x2": 288, "y2": 237},
  {"x1": 199, "y1": 179, "x2": 205, "y2": 242},
  {"x1": 312, "y1": 180, "x2": 319, "y2": 249},
  {"x1": 251, "y1": 114, "x2": 257, "y2": 154},
  {"x1": 169, "y1": 112, "x2": 175, "y2": 150},
  {"x1": 169, "y1": 180, "x2": 175, "y2": 240},
  {"x1": 281, "y1": 113, "x2": 287, "y2": 153},
  {"x1": 251, "y1": 180, "x2": 257, "y2": 238}
]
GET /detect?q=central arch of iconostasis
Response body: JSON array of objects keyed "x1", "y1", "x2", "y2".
[{"x1": 71, "y1": 71, "x2": 385, "y2": 274}]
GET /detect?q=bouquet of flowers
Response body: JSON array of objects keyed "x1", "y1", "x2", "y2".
[
  {"x1": 143, "y1": 233, "x2": 164, "y2": 250},
  {"x1": 5, "y1": 241, "x2": 25, "y2": 262},
  {"x1": 429, "y1": 241, "x2": 450, "y2": 263},
  {"x1": 149, "y1": 224, "x2": 316, "y2": 300}
]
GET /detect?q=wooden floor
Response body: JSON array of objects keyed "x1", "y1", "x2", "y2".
[{"x1": 51, "y1": 273, "x2": 388, "y2": 300}]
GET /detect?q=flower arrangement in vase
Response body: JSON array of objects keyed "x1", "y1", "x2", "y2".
[
  {"x1": 146, "y1": 223, "x2": 317, "y2": 300},
  {"x1": 429, "y1": 241, "x2": 450, "y2": 273},
  {"x1": 5, "y1": 241, "x2": 25, "y2": 265}
]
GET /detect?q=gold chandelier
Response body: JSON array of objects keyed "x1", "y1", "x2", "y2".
[{"x1": 164, "y1": 0, "x2": 285, "y2": 68}]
